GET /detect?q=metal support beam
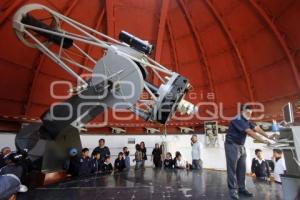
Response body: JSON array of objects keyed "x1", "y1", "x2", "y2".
[
  {"x1": 205, "y1": 0, "x2": 255, "y2": 103},
  {"x1": 249, "y1": 0, "x2": 300, "y2": 89},
  {"x1": 105, "y1": 0, "x2": 115, "y2": 38},
  {"x1": 166, "y1": 18, "x2": 180, "y2": 73},
  {"x1": 24, "y1": 0, "x2": 80, "y2": 115},
  {"x1": 153, "y1": 0, "x2": 170, "y2": 84},
  {"x1": 177, "y1": 0, "x2": 216, "y2": 97},
  {"x1": 155, "y1": 0, "x2": 170, "y2": 63},
  {"x1": 82, "y1": 8, "x2": 106, "y2": 73}
]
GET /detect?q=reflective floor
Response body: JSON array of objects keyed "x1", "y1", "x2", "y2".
[{"x1": 18, "y1": 168, "x2": 283, "y2": 200}]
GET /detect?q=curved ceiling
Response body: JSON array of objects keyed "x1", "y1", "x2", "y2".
[{"x1": 0, "y1": 0, "x2": 299, "y2": 132}]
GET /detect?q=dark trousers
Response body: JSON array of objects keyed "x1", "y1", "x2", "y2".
[
  {"x1": 225, "y1": 141, "x2": 247, "y2": 193},
  {"x1": 192, "y1": 159, "x2": 203, "y2": 170},
  {"x1": 154, "y1": 160, "x2": 162, "y2": 168}
]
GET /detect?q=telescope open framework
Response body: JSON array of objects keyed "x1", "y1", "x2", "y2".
[
  {"x1": 13, "y1": 4, "x2": 196, "y2": 126},
  {"x1": 12, "y1": 4, "x2": 196, "y2": 171}
]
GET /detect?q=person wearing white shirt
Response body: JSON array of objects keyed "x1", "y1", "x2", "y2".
[
  {"x1": 174, "y1": 152, "x2": 187, "y2": 169},
  {"x1": 272, "y1": 149, "x2": 286, "y2": 183},
  {"x1": 191, "y1": 134, "x2": 203, "y2": 170}
]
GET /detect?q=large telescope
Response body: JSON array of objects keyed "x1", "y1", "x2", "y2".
[{"x1": 12, "y1": 4, "x2": 196, "y2": 171}]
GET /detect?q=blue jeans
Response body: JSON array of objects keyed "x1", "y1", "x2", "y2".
[
  {"x1": 192, "y1": 159, "x2": 203, "y2": 170},
  {"x1": 135, "y1": 161, "x2": 142, "y2": 170}
]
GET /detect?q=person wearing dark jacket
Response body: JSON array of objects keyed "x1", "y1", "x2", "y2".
[
  {"x1": 251, "y1": 149, "x2": 270, "y2": 180},
  {"x1": 114, "y1": 152, "x2": 126, "y2": 172},
  {"x1": 152, "y1": 143, "x2": 162, "y2": 168},
  {"x1": 0, "y1": 152, "x2": 28, "y2": 196},
  {"x1": 65, "y1": 148, "x2": 79, "y2": 176},
  {"x1": 0, "y1": 151, "x2": 27, "y2": 180},
  {"x1": 102, "y1": 156, "x2": 113, "y2": 174},
  {"x1": 140, "y1": 142, "x2": 147, "y2": 168},
  {"x1": 68, "y1": 155, "x2": 79, "y2": 176},
  {"x1": 93, "y1": 139, "x2": 111, "y2": 163},
  {"x1": 78, "y1": 148, "x2": 92, "y2": 177},
  {"x1": 164, "y1": 152, "x2": 174, "y2": 169},
  {"x1": 0, "y1": 162, "x2": 23, "y2": 180},
  {"x1": 91, "y1": 151, "x2": 102, "y2": 174}
]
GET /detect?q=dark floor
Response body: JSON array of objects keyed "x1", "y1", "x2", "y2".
[{"x1": 18, "y1": 168, "x2": 283, "y2": 200}]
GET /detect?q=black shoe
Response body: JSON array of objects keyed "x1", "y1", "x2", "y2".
[
  {"x1": 230, "y1": 192, "x2": 239, "y2": 200},
  {"x1": 239, "y1": 189, "x2": 253, "y2": 197}
]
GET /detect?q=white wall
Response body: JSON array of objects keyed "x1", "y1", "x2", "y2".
[
  {"x1": 0, "y1": 133, "x2": 273, "y2": 172},
  {"x1": 0, "y1": 133, "x2": 17, "y2": 151}
]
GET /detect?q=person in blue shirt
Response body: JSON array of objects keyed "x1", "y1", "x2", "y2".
[{"x1": 225, "y1": 104, "x2": 276, "y2": 199}]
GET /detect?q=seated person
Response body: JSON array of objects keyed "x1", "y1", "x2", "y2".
[
  {"x1": 272, "y1": 149, "x2": 286, "y2": 184},
  {"x1": 114, "y1": 152, "x2": 126, "y2": 172},
  {"x1": 174, "y1": 152, "x2": 188, "y2": 169},
  {"x1": 0, "y1": 151, "x2": 28, "y2": 197},
  {"x1": 78, "y1": 148, "x2": 92, "y2": 177},
  {"x1": 123, "y1": 147, "x2": 130, "y2": 170},
  {"x1": 0, "y1": 155, "x2": 23, "y2": 180},
  {"x1": 0, "y1": 147, "x2": 11, "y2": 169},
  {"x1": 91, "y1": 151, "x2": 102, "y2": 174},
  {"x1": 251, "y1": 149, "x2": 270, "y2": 180},
  {"x1": 164, "y1": 152, "x2": 174, "y2": 169},
  {"x1": 101, "y1": 156, "x2": 113, "y2": 174}
]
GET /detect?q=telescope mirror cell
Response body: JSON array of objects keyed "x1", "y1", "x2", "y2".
[{"x1": 91, "y1": 48, "x2": 144, "y2": 109}]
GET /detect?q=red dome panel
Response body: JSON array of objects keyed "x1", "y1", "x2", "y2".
[{"x1": 0, "y1": 0, "x2": 299, "y2": 132}]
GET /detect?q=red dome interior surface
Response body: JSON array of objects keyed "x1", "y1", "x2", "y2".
[{"x1": 0, "y1": 0, "x2": 299, "y2": 132}]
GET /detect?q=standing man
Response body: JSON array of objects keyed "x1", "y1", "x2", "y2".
[
  {"x1": 225, "y1": 104, "x2": 276, "y2": 199},
  {"x1": 92, "y1": 139, "x2": 111, "y2": 163},
  {"x1": 191, "y1": 134, "x2": 203, "y2": 170}
]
